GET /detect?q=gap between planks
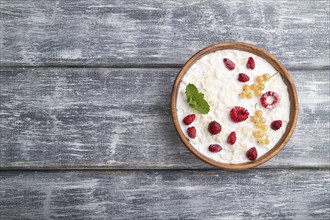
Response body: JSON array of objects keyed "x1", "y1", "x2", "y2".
[
  {"x1": 0, "y1": 64, "x2": 329, "y2": 70},
  {"x1": 0, "y1": 166, "x2": 329, "y2": 172}
]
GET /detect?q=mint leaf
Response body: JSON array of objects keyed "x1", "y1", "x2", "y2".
[
  {"x1": 193, "y1": 93, "x2": 210, "y2": 114},
  {"x1": 185, "y1": 84, "x2": 199, "y2": 98},
  {"x1": 185, "y1": 83, "x2": 210, "y2": 114}
]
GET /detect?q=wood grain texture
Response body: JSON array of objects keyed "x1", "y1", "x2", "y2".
[
  {"x1": 0, "y1": 170, "x2": 329, "y2": 219},
  {"x1": 0, "y1": 0, "x2": 329, "y2": 68},
  {"x1": 1, "y1": 1, "x2": 328, "y2": 218},
  {"x1": 0, "y1": 68, "x2": 329, "y2": 169}
]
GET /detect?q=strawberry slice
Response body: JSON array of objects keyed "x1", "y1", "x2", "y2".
[
  {"x1": 238, "y1": 73, "x2": 250, "y2": 82},
  {"x1": 246, "y1": 147, "x2": 258, "y2": 161},
  {"x1": 208, "y1": 144, "x2": 222, "y2": 153},
  {"x1": 183, "y1": 114, "x2": 196, "y2": 125},
  {"x1": 227, "y1": 131, "x2": 237, "y2": 145},
  {"x1": 223, "y1": 58, "x2": 235, "y2": 70},
  {"x1": 246, "y1": 57, "x2": 255, "y2": 70},
  {"x1": 187, "y1": 127, "x2": 196, "y2": 138},
  {"x1": 208, "y1": 121, "x2": 221, "y2": 135},
  {"x1": 271, "y1": 120, "x2": 282, "y2": 130}
]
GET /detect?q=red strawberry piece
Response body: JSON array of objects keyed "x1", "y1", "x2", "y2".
[
  {"x1": 187, "y1": 127, "x2": 196, "y2": 138},
  {"x1": 230, "y1": 106, "x2": 250, "y2": 122},
  {"x1": 246, "y1": 147, "x2": 258, "y2": 161},
  {"x1": 183, "y1": 114, "x2": 196, "y2": 125},
  {"x1": 271, "y1": 120, "x2": 282, "y2": 130},
  {"x1": 227, "y1": 131, "x2": 237, "y2": 145},
  {"x1": 246, "y1": 57, "x2": 255, "y2": 70},
  {"x1": 208, "y1": 144, "x2": 222, "y2": 153},
  {"x1": 223, "y1": 58, "x2": 235, "y2": 70},
  {"x1": 238, "y1": 73, "x2": 250, "y2": 82},
  {"x1": 208, "y1": 121, "x2": 222, "y2": 135},
  {"x1": 260, "y1": 91, "x2": 280, "y2": 109}
]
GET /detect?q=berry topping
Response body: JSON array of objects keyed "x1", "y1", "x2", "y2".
[
  {"x1": 262, "y1": 74, "x2": 270, "y2": 81},
  {"x1": 254, "y1": 90, "x2": 262, "y2": 97},
  {"x1": 250, "y1": 106, "x2": 270, "y2": 145},
  {"x1": 187, "y1": 127, "x2": 196, "y2": 138},
  {"x1": 271, "y1": 120, "x2": 282, "y2": 130},
  {"x1": 260, "y1": 91, "x2": 280, "y2": 109},
  {"x1": 254, "y1": 130, "x2": 265, "y2": 138},
  {"x1": 258, "y1": 138, "x2": 270, "y2": 145},
  {"x1": 238, "y1": 73, "x2": 250, "y2": 82},
  {"x1": 246, "y1": 57, "x2": 255, "y2": 70},
  {"x1": 208, "y1": 144, "x2": 222, "y2": 153},
  {"x1": 240, "y1": 73, "x2": 278, "y2": 99},
  {"x1": 230, "y1": 106, "x2": 250, "y2": 122},
  {"x1": 227, "y1": 131, "x2": 237, "y2": 145},
  {"x1": 208, "y1": 121, "x2": 222, "y2": 135},
  {"x1": 256, "y1": 76, "x2": 263, "y2": 84},
  {"x1": 223, "y1": 58, "x2": 235, "y2": 70},
  {"x1": 246, "y1": 147, "x2": 258, "y2": 161},
  {"x1": 240, "y1": 85, "x2": 253, "y2": 99},
  {"x1": 183, "y1": 114, "x2": 196, "y2": 125}
]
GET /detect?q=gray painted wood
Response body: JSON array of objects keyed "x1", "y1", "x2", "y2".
[
  {"x1": 1, "y1": 1, "x2": 329, "y2": 218},
  {"x1": 0, "y1": 0, "x2": 329, "y2": 68},
  {"x1": 1, "y1": 68, "x2": 329, "y2": 169},
  {"x1": 0, "y1": 170, "x2": 329, "y2": 219}
]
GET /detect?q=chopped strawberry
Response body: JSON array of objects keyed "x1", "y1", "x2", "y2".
[
  {"x1": 246, "y1": 147, "x2": 258, "y2": 161},
  {"x1": 230, "y1": 106, "x2": 249, "y2": 122},
  {"x1": 208, "y1": 144, "x2": 222, "y2": 153},
  {"x1": 183, "y1": 114, "x2": 196, "y2": 125},
  {"x1": 260, "y1": 91, "x2": 280, "y2": 109},
  {"x1": 223, "y1": 58, "x2": 235, "y2": 70},
  {"x1": 208, "y1": 121, "x2": 222, "y2": 135},
  {"x1": 246, "y1": 57, "x2": 255, "y2": 70},
  {"x1": 271, "y1": 120, "x2": 282, "y2": 130},
  {"x1": 227, "y1": 131, "x2": 237, "y2": 145},
  {"x1": 238, "y1": 73, "x2": 250, "y2": 82},
  {"x1": 187, "y1": 127, "x2": 196, "y2": 139}
]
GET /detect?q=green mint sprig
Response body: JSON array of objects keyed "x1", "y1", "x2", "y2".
[{"x1": 185, "y1": 83, "x2": 210, "y2": 114}]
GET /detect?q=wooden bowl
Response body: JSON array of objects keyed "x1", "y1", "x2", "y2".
[{"x1": 171, "y1": 42, "x2": 298, "y2": 170}]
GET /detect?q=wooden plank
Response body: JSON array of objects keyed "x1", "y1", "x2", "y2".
[
  {"x1": 0, "y1": 0, "x2": 329, "y2": 68},
  {"x1": 0, "y1": 68, "x2": 329, "y2": 169},
  {"x1": 0, "y1": 170, "x2": 329, "y2": 219}
]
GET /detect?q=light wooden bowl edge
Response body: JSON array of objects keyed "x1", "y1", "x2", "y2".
[{"x1": 171, "y1": 42, "x2": 298, "y2": 170}]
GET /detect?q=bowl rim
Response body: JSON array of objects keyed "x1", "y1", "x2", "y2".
[{"x1": 171, "y1": 42, "x2": 298, "y2": 170}]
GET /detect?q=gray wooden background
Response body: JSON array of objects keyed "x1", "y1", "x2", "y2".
[{"x1": 0, "y1": 0, "x2": 329, "y2": 219}]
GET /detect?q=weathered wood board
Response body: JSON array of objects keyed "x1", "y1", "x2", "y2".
[
  {"x1": 0, "y1": 0, "x2": 329, "y2": 218},
  {"x1": 0, "y1": 170, "x2": 329, "y2": 219},
  {"x1": 0, "y1": 0, "x2": 329, "y2": 68},
  {"x1": 1, "y1": 0, "x2": 329, "y2": 219},
  {"x1": 1, "y1": 68, "x2": 329, "y2": 169}
]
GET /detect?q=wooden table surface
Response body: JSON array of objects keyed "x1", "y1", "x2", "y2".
[{"x1": 0, "y1": 1, "x2": 329, "y2": 219}]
